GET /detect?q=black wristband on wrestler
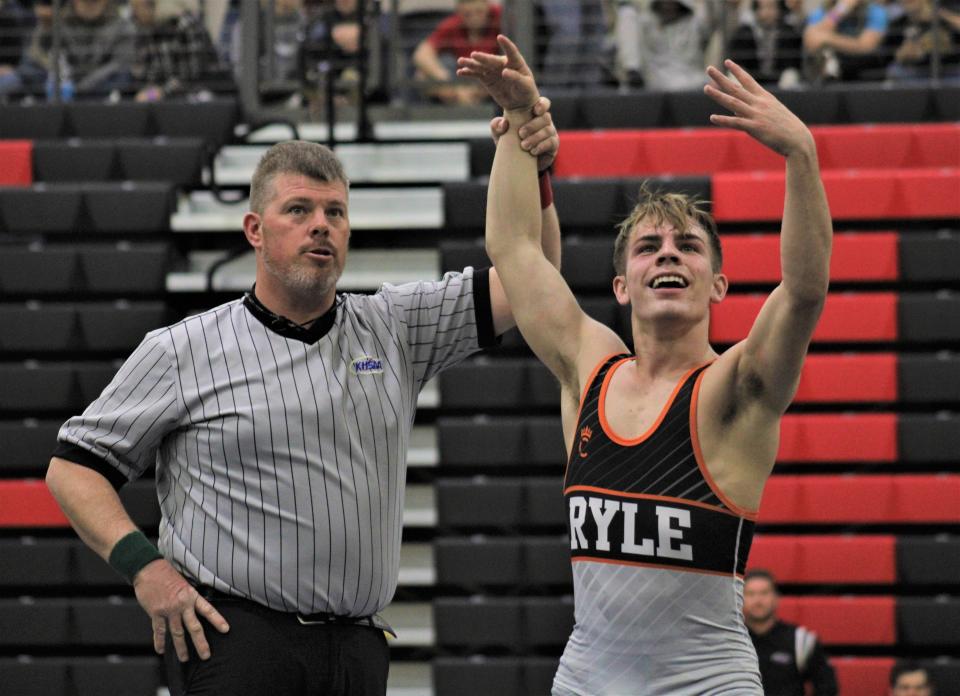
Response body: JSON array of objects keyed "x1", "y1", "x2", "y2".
[{"x1": 109, "y1": 530, "x2": 163, "y2": 584}]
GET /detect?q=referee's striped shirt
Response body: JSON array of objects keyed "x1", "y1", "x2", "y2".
[{"x1": 55, "y1": 267, "x2": 494, "y2": 617}]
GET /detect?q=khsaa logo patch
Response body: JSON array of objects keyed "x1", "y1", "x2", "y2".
[{"x1": 351, "y1": 355, "x2": 384, "y2": 375}]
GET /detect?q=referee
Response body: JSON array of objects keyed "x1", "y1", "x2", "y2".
[{"x1": 44, "y1": 106, "x2": 560, "y2": 694}]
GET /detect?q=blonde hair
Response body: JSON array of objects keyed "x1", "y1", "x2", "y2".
[{"x1": 613, "y1": 184, "x2": 722, "y2": 276}]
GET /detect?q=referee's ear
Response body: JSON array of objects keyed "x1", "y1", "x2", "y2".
[{"x1": 243, "y1": 212, "x2": 263, "y2": 249}]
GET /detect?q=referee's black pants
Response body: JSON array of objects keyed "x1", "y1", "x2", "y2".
[{"x1": 164, "y1": 594, "x2": 390, "y2": 696}]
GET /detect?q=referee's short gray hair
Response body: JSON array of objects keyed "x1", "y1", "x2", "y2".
[{"x1": 250, "y1": 141, "x2": 350, "y2": 214}]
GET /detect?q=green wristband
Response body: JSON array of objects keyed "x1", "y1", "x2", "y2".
[{"x1": 108, "y1": 530, "x2": 163, "y2": 584}]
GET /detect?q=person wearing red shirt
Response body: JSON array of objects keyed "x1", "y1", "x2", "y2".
[{"x1": 412, "y1": 0, "x2": 500, "y2": 104}]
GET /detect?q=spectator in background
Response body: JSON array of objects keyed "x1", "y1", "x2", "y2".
[
  {"x1": 615, "y1": 0, "x2": 720, "y2": 90},
  {"x1": 13, "y1": 0, "x2": 135, "y2": 98},
  {"x1": 803, "y1": 0, "x2": 888, "y2": 81},
  {"x1": 729, "y1": 0, "x2": 804, "y2": 86},
  {"x1": 230, "y1": 0, "x2": 306, "y2": 94},
  {"x1": 412, "y1": 0, "x2": 500, "y2": 105},
  {"x1": 883, "y1": 0, "x2": 960, "y2": 81},
  {"x1": 743, "y1": 569, "x2": 839, "y2": 696},
  {"x1": 131, "y1": 0, "x2": 231, "y2": 101},
  {"x1": 0, "y1": 0, "x2": 30, "y2": 94},
  {"x1": 305, "y1": 0, "x2": 364, "y2": 102},
  {"x1": 537, "y1": 0, "x2": 610, "y2": 87},
  {"x1": 889, "y1": 661, "x2": 935, "y2": 696}
]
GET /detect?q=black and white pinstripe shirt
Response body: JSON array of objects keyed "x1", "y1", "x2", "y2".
[{"x1": 55, "y1": 268, "x2": 494, "y2": 617}]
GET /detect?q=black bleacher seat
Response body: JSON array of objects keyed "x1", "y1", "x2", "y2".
[
  {"x1": 663, "y1": 91, "x2": 717, "y2": 129},
  {"x1": 78, "y1": 242, "x2": 170, "y2": 294},
  {"x1": 899, "y1": 414, "x2": 960, "y2": 463},
  {"x1": 77, "y1": 301, "x2": 167, "y2": 351},
  {"x1": 0, "y1": 245, "x2": 78, "y2": 295},
  {"x1": 899, "y1": 354, "x2": 960, "y2": 403},
  {"x1": 438, "y1": 417, "x2": 565, "y2": 467},
  {"x1": 435, "y1": 537, "x2": 571, "y2": 587},
  {"x1": 580, "y1": 92, "x2": 665, "y2": 129},
  {"x1": 770, "y1": 88, "x2": 843, "y2": 125},
  {"x1": 469, "y1": 137, "x2": 496, "y2": 179},
  {"x1": 0, "y1": 538, "x2": 73, "y2": 586},
  {"x1": 524, "y1": 596, "x2": 574, "y2": 648},
  {"x1": 0, "y1": 419, "x2": 62, "y2": 473},
  {"x1": 443, "y1": 181, "x2": 487, "y2": 230},
  {"x1": 900, "y1": 230, "x2": 960, "y2": 282},
  {"x1": 439, "y1": 240, "x2": 488, "y2": 274},
  {"x1": 0, "y1": 657, "x2": 162, "y2": 696},
  {"x1": 437, "y1": 478, "x2": 526, "y2": 528},
  {"x1": 434, "y1": 597, "x2": 522, "y2": 650},
  {"x1": 934, "y1": 85, "x2": 960, "y2": 120},
  {"x1": 83, "y1": 182, "x2": 174, "y2": 233},
  {"x1": 436, "y1": 478, "x2": 566, "y2": 529},
  {"x1": 67, "y1": 103, "x2": 152, "y2": 138},
  {"x1": 32, "y1": 140, "x2": 117, "y2": 182},
  {"x1": 440, "y1": 358, "x2": 558, "y2": 409},
  {"x1": 115, "y1": 137, "x2": 205, "y2": 187},
  {"x1": 0, "y1": 362, "x2": 76, "y2": 412},
  {"x1": 841, "y1": 84, "x2": 933, "y2": 124},
  {"x1": 118, "y1": 480, "x2": 161, "y2": 527},
  {"x1": 542, "y1": 92, "x2": 583, "y2": 131},
  {"x1": 75, "y1": 360, "x2": 124, "y2": 405},
  {"x1": 72, "y1": 597, "x2": 153, "y2": 646},
  {"x1": 435, "y1": 537, "x2": 523, "y2": 587},
  {"x1": 898, "y1": 597, "x2": 960, "y2": 647},
  {"x1": 0, "y1": 103, "x2": 66, "y2": 139},
  {"x1": 899, "y1": 294, "x2": 960, "y2": 342},
  {"x1": 0, "y1": 185, "x2": 83, "y2": 234},
  {"x1": 0, "y1": 598, "x2": 70, "y2": 645},
  {"x1": 433, "y1": 657, "x2": 525, "y2": 695},
  {"x1": 0, "y1": 303, "x2": 77, "y2": 352},
  {"x1": 897, "y1": 536, "x2": 960, "y2": 585},
  {"x1": 552, "y1": 179, "x2": 621, "y2": 229},
  {"x1": 561, "y1": 237, "x2": 615, "y2": 291},
  {"x1": 151, "y1": 98, "x2": 238, "y2": 148}
]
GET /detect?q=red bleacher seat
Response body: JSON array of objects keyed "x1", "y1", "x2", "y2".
[
  {"x1": 0, "y1": 479, "x2": 68, "y2": 527},
  {"x1": 0, "y1": 141, "x2": 32, "y2": 186},
  {"x1": 831, "y1": 657, "x2": 895, "y2": 696},
  {"x1": 760, "y1": 475, "x2": 960, "y2": 524},
  {"x1": 713, "y1": 168, "x2": 960, "y2": 221},
  {"x1": 748, "y1": 535, "x2": 896, "y2": 583},
  {"x1": 778, "y1": 414, "x2": 897, "y2": 462},
  {"x1": 710, "y1": 293, "x2": 898, "y2": 343},
  {"x1": 554, "y1": 124, "x2": 960, "y2": 178},
  {"x1": 777, "y1": 596, "x2": 895, "y2": 645},
  {"x1": 793, "y1": 354, "x2": 897, "y2": 403},
  {"x1": 721, "y1": 231, "x2": 899, "y2": 283}
]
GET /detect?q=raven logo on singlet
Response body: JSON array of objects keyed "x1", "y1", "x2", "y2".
[
  {"x1": 569, "y1": 495, "x2": 693, "y2": 561},
  {"x1": 578, "y1": 426, "x2": 593, "y2": 459}
]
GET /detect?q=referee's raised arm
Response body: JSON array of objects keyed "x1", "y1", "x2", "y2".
[{"x1": 46, "y1": 457, "x2": 229, "y2": 662}]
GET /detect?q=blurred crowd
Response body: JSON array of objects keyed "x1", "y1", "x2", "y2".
[{"x1": 0, "y1": 0, "x2": 957, "y2": 104}]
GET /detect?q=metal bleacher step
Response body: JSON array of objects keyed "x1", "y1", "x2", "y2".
[
  {"x1": 211, "y1": 142, "x2": 470, "y2": 186},
  {"x1": 171, "y1": 188, "x2": 443, "y2": 232}
]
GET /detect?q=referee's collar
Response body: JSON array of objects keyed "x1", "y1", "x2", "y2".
[{"x1": 243, "y1": 285, "x2": 339, "y2": 344}]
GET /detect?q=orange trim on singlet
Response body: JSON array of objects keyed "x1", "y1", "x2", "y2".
[
  {"x1": 689, "y1": 368, "x2": 760, "y2": 521},
  {"x1": 599, "y1": 361, "x2": 700, "y2": 447},
  {"x1": 563, "y1": 484, "x2": 745, "y2": 519},
  {"x1": 564, "y1": 352, "x2": 625, "y2": 486},
  {"x1": 571, "y1": 556, "x2": 744, "y2": 579}
]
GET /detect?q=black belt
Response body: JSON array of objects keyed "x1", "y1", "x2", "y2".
[{"x1": 195, "y1": 585, "x2": 397, "y2": 638}]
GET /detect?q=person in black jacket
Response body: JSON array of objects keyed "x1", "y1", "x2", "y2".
[
  {"x1": 728, "y1": 0, "x2": 804, "y2": 86},
  {"x1": 743, "y1": 569, "x2": 838, "y2": 696}
]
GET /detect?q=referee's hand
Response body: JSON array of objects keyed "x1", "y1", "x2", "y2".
[{"x1": 133, "y1": 559, "x2": 230, "y2": 662}]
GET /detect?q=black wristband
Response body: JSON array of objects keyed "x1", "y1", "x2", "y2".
[{"x1": 108, "y1": 530, "x2": 163, "y2": 584}]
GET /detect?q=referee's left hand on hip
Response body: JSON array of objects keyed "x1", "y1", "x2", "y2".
[{"x1": 133, "y1": 558, "x2": 230, "y2": 661}]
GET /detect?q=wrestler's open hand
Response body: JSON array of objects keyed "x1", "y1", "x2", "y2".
[
  {"x1": 457, "y1": 34, "x2": 539, "y2": 113},
  {"x1": 134, "y1": 558, "x2": 230, "y2": 662},
  {"x1": 489, "y1": 95, "x2": 559, "y2": 171},
  {"x1": 704, "y1": 60, "x2": 814, "y2": 158}
]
